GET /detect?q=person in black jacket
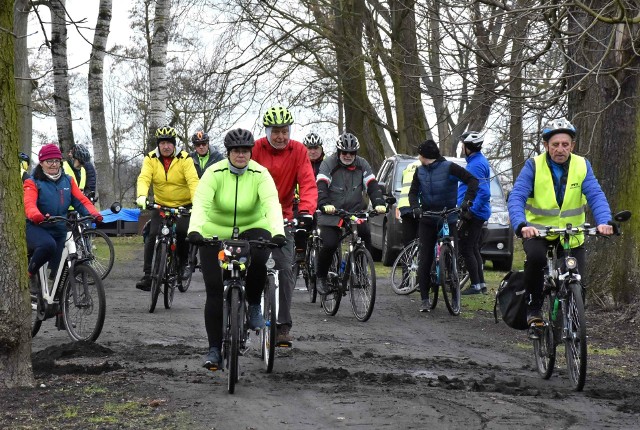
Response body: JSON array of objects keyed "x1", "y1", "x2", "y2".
[
  {"x1": 303, "y1": 132, "x2": 324, "y2": 178},
  {"x1": 408, "y1": 139, "x2": 479, "y2": 312},
  {"x1": 315, "y1": 132, "x2": 387, "y2": 295},
  {"x1": 189, "y1": 130, "x2": 224, "y2": 178}
]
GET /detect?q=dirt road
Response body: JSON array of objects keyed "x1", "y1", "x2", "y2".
[{"x1": 4, "y1": 238, "x2": 640, "y2": 429}]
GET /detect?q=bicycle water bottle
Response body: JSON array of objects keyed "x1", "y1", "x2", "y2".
[{"x1": 551, "y1": 297, "x2": 559, "y2": 321}]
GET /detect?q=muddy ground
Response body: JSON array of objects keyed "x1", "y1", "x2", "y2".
[{"x1": 2, "y1": 237, "x2": 640, "y2": 429}]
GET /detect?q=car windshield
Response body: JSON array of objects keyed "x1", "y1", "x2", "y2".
[{"x1": 394, "y1": 159, "x2": 415, "y2": 191}]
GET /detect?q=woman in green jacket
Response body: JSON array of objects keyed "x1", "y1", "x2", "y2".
[{"x1": 188, "y1": 128, "x2": 286, "y2": 370}]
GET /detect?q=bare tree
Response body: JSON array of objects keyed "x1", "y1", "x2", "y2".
[
  {"x1": 146, "y1": 0, "x2": 169, "y2": 150},
  {"x1": 13, "y1": 0, "x2": 33, "y2": 155}
]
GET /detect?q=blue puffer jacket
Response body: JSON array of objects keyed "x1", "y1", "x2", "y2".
[
  {"x1": 457, "y1": 152, "x2": 491, "y2": 221},
  {"x1": 507, "y1": 154, "x2": 612, "y2": 231}
]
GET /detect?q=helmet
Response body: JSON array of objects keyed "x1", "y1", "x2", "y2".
[
  {"x1": 336, "y1": 132, "x2": 360, "y2": 152},
  {"x1": 71, "y1": 144, "x2": 91, "y2": 163},
  {"x1": 262, "y1": 106, "x2": 294, "y2": 127},
  {"x1": 18, "y1": 151, "x2": 30, "y2": 162},
  {"x1": 460, "y1": 131, "x2": 483, "y2": 151},
  {"x1": 541, "y1": 118, "x2": 576, "y2": 141},
  {"x1": 303, "y1": 132, "x2": 323, "y2": 148},
  {"x1": 155, "y1": 126, "x2": 177, "y2": 144},
  {"x1": 191, "y1": 130, "x2": 209, "y2": 144},
  {"x1": 224, "y1": 128, "x2": 255, "y2": 149}
]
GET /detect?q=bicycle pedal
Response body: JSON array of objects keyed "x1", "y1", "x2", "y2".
[{"x1": 276, "y1": 341, "x2": 292, "y2": 348}]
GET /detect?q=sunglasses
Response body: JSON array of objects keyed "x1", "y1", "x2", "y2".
[{"x1": 194, "y1": 142, "x2": 208, "y2": 147}]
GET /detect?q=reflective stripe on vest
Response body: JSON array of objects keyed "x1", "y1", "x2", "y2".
[
  {"x1": 397, "y1": 161, "x2": 421, "y2": 210},
  {"x1": 525, "y1": 153, "x2": 587, "y2": 246}
]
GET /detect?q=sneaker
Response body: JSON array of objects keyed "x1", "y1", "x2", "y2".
[
  {"x1": 203, "y1": 347, "x2": 222, "y2": 370},
  {"x1": 527, "y1": 308, "x2": 543, "y2": 326},
  {"x1": 462, "y1": 286, "x2": 482, "y2": 295},
  {"x1": 480, "y1": 284, "x2": 488, "y2": 294},
  {"x1": 181, "y1": 265, "x2": 192, "y2": 281},
  {"x1": 136, "y1": 275, "x2": 152, "y2": 291},
  {"x1": 419, "y1": 298, "x2": 431, "y2": 312},
  {"x1": 248, "y1": 304, "x2": 264, "y2": 330},
  {"x1": 316, "y1": 277, "x2": 330, "y2": 295},
  {"x1": 276, "y1": 325, "x2": 293, "y2": 344}
]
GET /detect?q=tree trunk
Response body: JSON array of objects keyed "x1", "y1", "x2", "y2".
[
  {"x1": 13, "y1": 0, "x2": 32, "y2": 156},
  {"x1": 50, "y1": 0, "x2": 75, "y2": 151},
  {"x1": 89, "y1": 0, "x2": 114, "y2": 207},
  {"x1": 567, "y1": 3, "x2": 640, "y2": 304},
  {"x1": 0, "y1": 0, "x2": 35, "y2": 388},
  {"x1": 508, "y1": 11, "x2": 528, "y2": 183},
  {"x1": 147, "y1": 0, "x2": 169, "y2": 151}
]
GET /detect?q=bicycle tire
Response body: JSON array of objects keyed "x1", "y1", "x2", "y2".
[
  {"x1": 565, "y1": 282, "x2": 587, "y2": 391},
  {"x1": 164, "y1": 251, "x2": 176, "y2": 309},
  {"x1": 533, "y1": 292, "x2": 556, "y2": 379},
  {"x1": 262, "y1": 274, "x2": 277, "y2": 372},
  {"x1": 390, "y1": 240, "x2": 419, "y2": 295},
  {"x1": 428, "y1": 259, "x2": 439, "y2": 310},
  {"x1": 305, "y1": 243, "x2": 318, "y2": 303},
  {"x1": 349, "y1": 247, "x2": 376, "y2": 322},
  {"x1": 228, "y1": 287, "x2": 241, "y2": 394},
  {"x1": 31, "y1": 273, "x2": 44, "y2": 338},
  {"x1": 179, "y1": 245, "x2": 197, "y2": 293},
  {"x1": 80, "y1": 229, "x2": 115, "y2": 280},
  {"x1": 148, "y1": 242, "x2": 167, "y2": 313},
  {"x1": 457, "y1": 253, "x2": 470, "y2": 290},
  {"x1": 62, "y1": 264, "x2": 106, "y2": 342},
  {"x1": 321, "y1": 250, "x2": 342, "y2": 316},
  {"x1": 440, "y1": 243, "x2": 461, "y2": 316}
]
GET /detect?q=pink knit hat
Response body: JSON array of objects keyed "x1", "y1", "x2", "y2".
[{"x1": 38, "y1": 144, "x2": 63, "y2": 162}]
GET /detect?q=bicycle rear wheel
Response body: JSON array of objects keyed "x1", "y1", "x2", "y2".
[
  {"x1": 321, "y1": 250, "x2": 342, "y2": 316},
  {"x1": 440, "y1": 243, "x2": 461, "y2": 316},
  {"x1": 390, "y1": 240, "x2": 419, "y2": 295},
  {"x1": 565, "y1": 282, "x2": 587, "y2": 391},
  {"x1": 149, "y1": 242, "x2": 166, "y2": 313},
  {"x1": 261, "y1": 274, "x2": 277, "y2": 372},
  {"x1": 304, "y1": 241, "x2": 318, "y2": 303},
  {"x1": 428, "y1": 260, "x2": 439, "y2": 310},
  {"x1": 349, "y1": 248, "x2": 376, "y2": 322},
  {"x1": 228, "y1": 288, "x2": 241, "y2": 394},
  {"x1": 80, "y1": 229, "x2": 115, "y2": 280},
  {"x1": 164, "y1": 251, "x2": 176, "y2": 309},
  {"x1": 62, "y1": 264, "x2": 106, "y2": 342},
  {"x1": 178, "y1": 246, "x2": 195, "y2": 293},
  {"x1": 533, "y1": 293, "x2": 556, "y2": 379}
]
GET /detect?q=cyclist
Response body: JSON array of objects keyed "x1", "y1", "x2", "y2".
[
  {"x1": 189, "y1": 130, "x2": 224, "y2": 178},
  {"x1": 303, "y1": 132, "x2": 325, "y2": 177},
  {"x1": 24, "y1": 143, "x2": 102, "y2": 289},
  {"x1": 135, "y1": 126, "x2": 200, "y2": 291},
  {"x1": 315, "y1": 132, "x2": 387, "y2": 296},
  {"x1": 187, "y1": 128, "x2": 286, "y2": 370},
  {"x1": 507, "y1": 119, "x2": 613, "y2": 325},
  {"x1": 19, "y1": 151, "x2": 31, "y2": 182},
  {"x1": 64, "y1": 144, "x2": 96, "y2": 197},
  {"x1": 252, "y1": 105, "x2": 317, "y2": 344},
  {"x1": 408, "y1": 139, "x2": 478, "y2": 312},
  {"x1": 458, "y1": 131, "x2": 491, "y2": 295}
]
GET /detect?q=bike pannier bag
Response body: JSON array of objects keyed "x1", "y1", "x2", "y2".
[{"x1": 494, "y1": 270, "x2": 528, "y2": 330}]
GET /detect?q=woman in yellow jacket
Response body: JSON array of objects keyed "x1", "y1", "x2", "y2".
[{"x1": 135, "y1": 126, "x2": 200, "y2": 291}]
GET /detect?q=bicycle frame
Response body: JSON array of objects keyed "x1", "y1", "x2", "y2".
[{"x1": 330, "y1": 212, "x2": 370, "y2": 289}]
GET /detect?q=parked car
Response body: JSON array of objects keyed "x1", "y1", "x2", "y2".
[{"x1": 370, "y1": 154, "x2": 514, "y2": 270}]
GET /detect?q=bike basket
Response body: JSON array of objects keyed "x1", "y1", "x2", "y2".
[{"x1": 494, "y1": 270, "x2": 528, "y2": 330}]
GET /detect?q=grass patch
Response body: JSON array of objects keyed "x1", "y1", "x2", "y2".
[
  {"x1": 83, "y1": 385, "x2": 108, "y2": 395},
  {"x1": 590, "y1": 346, "x2": 624, "y2": 356},
  {"x1": 61, "y1": 405, "x2": 79, "y2": 418}
]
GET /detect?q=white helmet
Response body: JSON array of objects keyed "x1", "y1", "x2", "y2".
[
  {"x1": 542, "y1": 118, "x2": 576, "y2": 141},
  {"x1": 460, "y1": 131, "x2": 483, "y2": 151}
]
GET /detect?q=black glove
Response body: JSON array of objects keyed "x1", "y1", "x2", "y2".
[
  {"x1": 461, "y1": 199, "x2": 473, "y2": 211},
  {"x1": 412, "y1": 207, "x2": 422, "y2": 219},
  {"x1": 296, "y1": 213, "x2": 314, "y2": 231},
  {"x1": 187, "y1": 231, "x2": 204, "y2": 245},
  {"x1": 272, "y1": 234, "x2": 287, "y2": 247},
  {"x1": 461, "y1": 210, "x2": 473, "y2": 221}
]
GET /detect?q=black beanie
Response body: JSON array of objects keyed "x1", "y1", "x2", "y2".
[{"x1": 418, "y1": 140, "x2": 440, "y2": 159}]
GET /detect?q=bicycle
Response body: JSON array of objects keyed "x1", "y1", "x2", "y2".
[
  {"x1": 302, "y1": 223, "x2": 322, "y2": 303},
  {"x1": 419, "y1": 207, "x2": 463, "y2": 316},
  {"x1": 74, "y1": 197, "x2": 117, "y2": 282},
  {"x1": 30, "y1": 212, "x2": 107, "y2": 342},
  {"x1": 320, "y1": 209, "x2": 380, "y2": 322},
  {"x1": 198, "y1": 230, "x2": 279, "y2": 393},
  {"x1": 145, "y1": 202, "x2": 191, "y2": 313},
  {"x1": 531, "y1": 211, "x2": 631, "y2": 392},
  {"x1": 390, "y1": 222, "x2": 470, "y2": 296}
]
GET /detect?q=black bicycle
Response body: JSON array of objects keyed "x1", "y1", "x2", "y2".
[{"x1": 531, "y1": 211, "x2": 631, "y2": 391}]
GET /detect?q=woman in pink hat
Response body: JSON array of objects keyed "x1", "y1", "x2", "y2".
[{"x1": 23, "y1": 143, "x2": 103, "y2": 285}]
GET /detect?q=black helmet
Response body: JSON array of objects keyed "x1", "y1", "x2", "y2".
[
  {"x1": 191, "y1": 130, "x2": 209, "y2": 144},
  {"x1": 541, "y1": 118, "x2": 576, "y2": 141},
  {"x1": 303, "y1": 132, "x2": 323, "y2": 148},
  {"x1": 460, "y1": 131, "x2": 483, "y2": 151},
  {"x1": 224, "y1": 128, "x2": 255, "y2": 149},
  {"x1": 18, "y1": 151, "x2": 30, "y2": 162},
  {"x1": 336, "y1": 132, "x2": 360, "y2": 152},
  {"x1": 155, "y1": 126, "x2": 177, "y2": 144},
  {"x1": 71, "y1": 144, "x2": 91, "y2": 163}
]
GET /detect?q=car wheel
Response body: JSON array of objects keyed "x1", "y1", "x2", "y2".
[{"x1": 381, "y1": 224, "x2": 395, "y2": 266}]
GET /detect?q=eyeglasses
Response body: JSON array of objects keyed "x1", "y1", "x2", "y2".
[
  {"x1": 194, "y1": 142, "x2": 208, "y2": 147},
  {"x1": 43, "y1": 159, "x2": 62, "y2": 165}
]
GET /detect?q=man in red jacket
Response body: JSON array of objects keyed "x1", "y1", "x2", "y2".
[{"x1": 253, "y1": 106, "x2": 318, "y2": 344}]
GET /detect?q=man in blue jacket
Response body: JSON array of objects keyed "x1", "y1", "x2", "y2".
[
  {"x1": 458, "y1": 131, "x2": 492, "y2": 295},
  {"x1": 507, "y1": 118, "x2": 614, "y2": 325}
]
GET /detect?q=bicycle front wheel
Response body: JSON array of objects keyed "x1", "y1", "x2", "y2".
[
  {"x1": 62, "y1": 264, "x2": 106, "y2": 342},
  {"x1": 349, "y1": 248, "x2": 376, "y2": 322},
  {"x1": 81, "y1": 229, "x2": 115, "y2": 280},
  {"x1": 228, "y1": 288, "x2": 241, "y2": 394},
  {"x1": 565, "y1": 282, "x2": 587, "y2": 391},
  {"x1": 149, "y1": 242, "x2": 167, "y2": 313},
  {"x1": 304, "y1": 243, "x2": 318, "y2": 303},
  {"x1": 261, "y1": 274, "x2": 277, "y2": 372},
  {"x1": 321, "y1": 250, "x2": 342, "y2": 316},
  {"x1": 533, "y1": 292, "x2": 556, "y2": 379},
  {"x1": 390, "y1": 240, "x2": 419, "y2": 295},
  {"x1": 428, "y1": 259, "x2": 439, "y2": 310},
  {"x1": 164, "y1": 251, "x2": 176, "y2": 309},
  {"x1": 440, "y1": 243, "x2": 461, "y2": 316}
]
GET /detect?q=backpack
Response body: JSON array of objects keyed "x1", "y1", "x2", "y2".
[{"x1": 494, "y1": 270, "x2": 528, "y2": 330}]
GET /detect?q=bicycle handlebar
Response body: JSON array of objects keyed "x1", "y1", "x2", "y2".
[
  {"x1": 538, "y1": 224, "x2": 613, "y2": 238},
  {"x1": 43, "y1": 213, "x2": 100, "y2": 225},
  {"x1": 146, "y1": 202, "x2": 191, "y2": 216},
  {"x1": 421, "y1": 207, "x2": 462, "y2": 218},
  {"x1": 194, "y1": 237, "x2": 281, "y2": 249}
]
